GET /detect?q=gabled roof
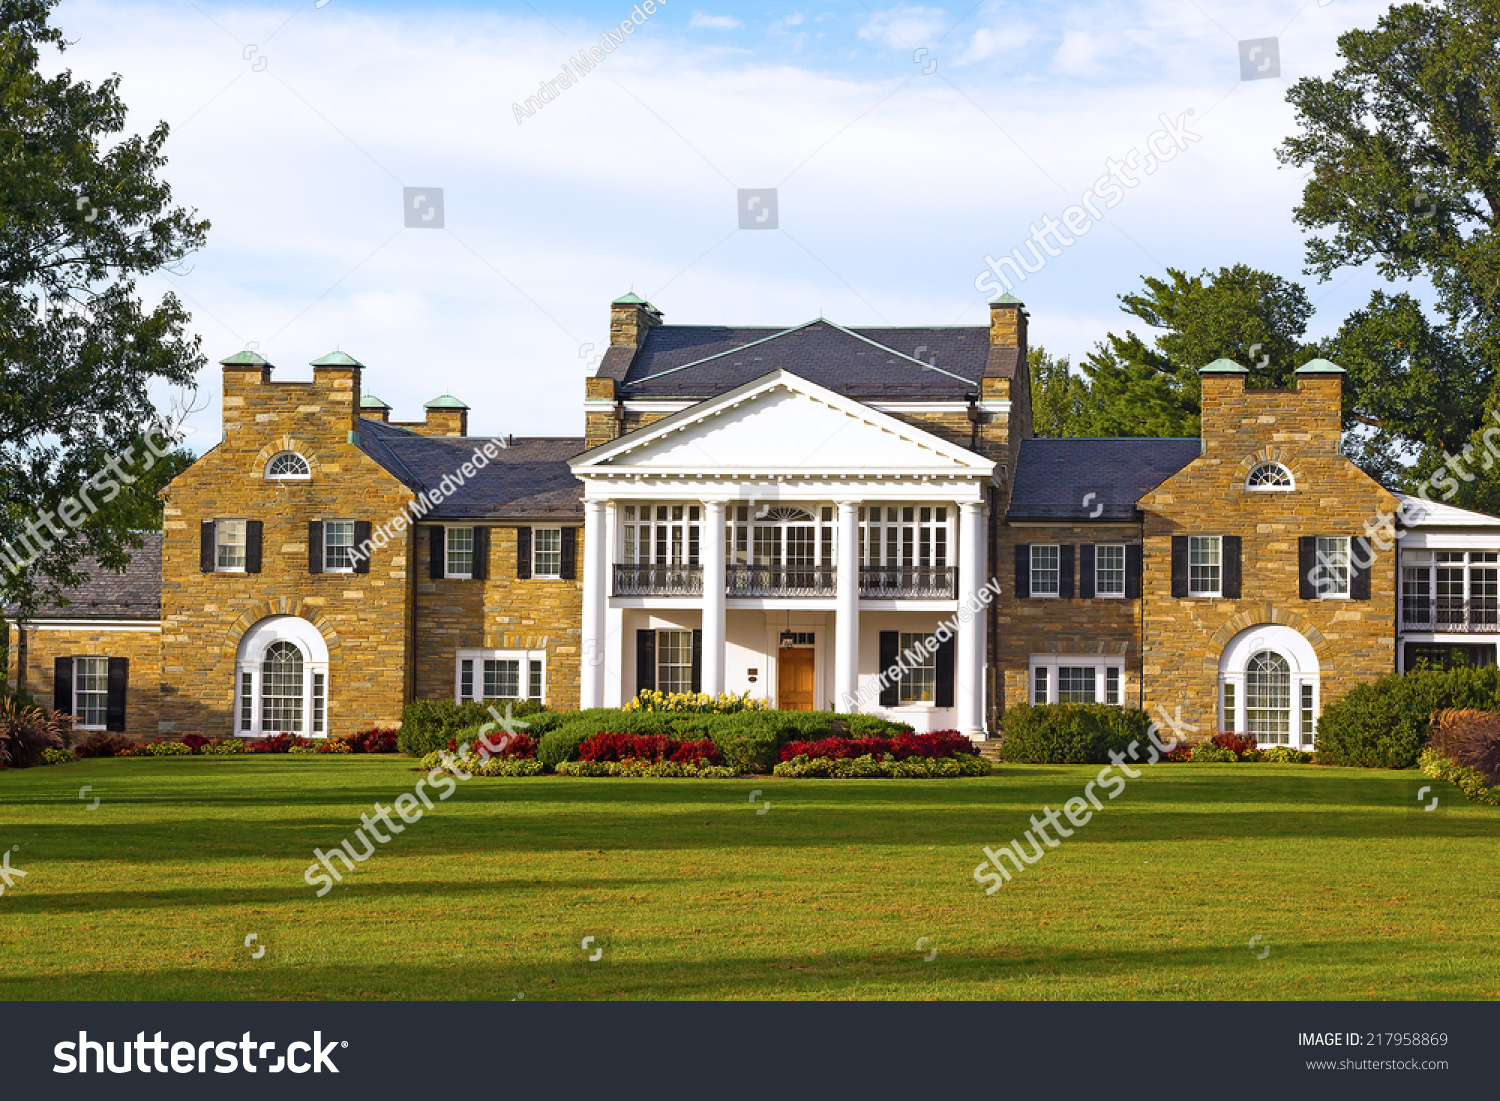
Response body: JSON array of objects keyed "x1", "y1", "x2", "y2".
[
  {"x1": 1393, "y1": 493, "x2": 1500, "y2": 528},
  {"x1": 572, "y1": 369, "x2": 995, "y2": 478},
  {"x1": 8, "y1": 533, "x2": 163, "y2": 620},
  {"x1": 1007, "y1": 438, "x2": 1202, "y2": 522},
  {"x1": 357, "y1": 419, "x2": 584, "y2": 520},
  {"x1": 603, "y1": 319, "x2": 996, "y2": 400}
]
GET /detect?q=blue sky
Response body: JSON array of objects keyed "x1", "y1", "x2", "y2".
[{"x1": 51, "y1": 0, "x2": 1407, "y2": 444}]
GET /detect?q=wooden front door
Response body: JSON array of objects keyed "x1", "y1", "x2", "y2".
[{"x1": 777, "y1": 647, "x2": 815, "y2": 711}]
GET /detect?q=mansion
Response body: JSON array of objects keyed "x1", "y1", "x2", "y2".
[{"x1": 9, "y1": 293, "x2": 1500, "y2": 747}]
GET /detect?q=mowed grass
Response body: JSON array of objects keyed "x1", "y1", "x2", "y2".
[{"x1": 0, "y1": 756, "x2": 1497, "y2": 1000}]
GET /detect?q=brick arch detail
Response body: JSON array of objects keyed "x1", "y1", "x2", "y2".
[
  {"x1": 222, "y1": 604, "x2": 342, "y2": 659},
  {"x1": 253, "y1": 437, "x2": 323, "y2": 480},
  {"x1": 1200, "y1": 604, "x2": 1330, "y2": 671},
  {"x1": 1237, "y1": 446, "x2": 1304, "y2": 490}
]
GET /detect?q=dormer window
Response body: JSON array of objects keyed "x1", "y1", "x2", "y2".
[
  {"x1": 1246, "y1": 462, "x2": 1294, "y2": 491},
  {"x1": 266, "y1": 452, "x2": 311, "y2": 480}
]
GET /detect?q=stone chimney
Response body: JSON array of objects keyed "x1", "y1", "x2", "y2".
[
  {"x1": 309, "y1": 351, "x2": 364, "y2": 438},
  {"x1": 421, "y1": 395, "x2": 469, "y2": 437},
  {"x1": 609, "y1": 292, "x2": 663, "y2": 348},
  {"x1": 359, "y1": 393, "x2": 391, "y2": 423},
  {"x1": 1199, "y1": 357, "x2": 1345, "y2": 457}
]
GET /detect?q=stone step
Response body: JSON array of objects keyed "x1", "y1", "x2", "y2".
[{"x1": 974, "y1": 740, "x2": 1005, "y2": 763}]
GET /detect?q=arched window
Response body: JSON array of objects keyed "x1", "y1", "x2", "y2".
[
  {"x1": 1246, "y1": 462, "x2": 1294, "y2": 490},
  {"x1": 1218, "y1": 626, "x2": 1319, "y2": 749},
  {"x1": 234, "y1": 616, "x2": 329, "y2": 737},
  {"x1": 266, "y1": 451, "x2": 311, "y2": 480},
  {"x1": 1244, "y1": 651, "x2": 1291, "y2": 740}
]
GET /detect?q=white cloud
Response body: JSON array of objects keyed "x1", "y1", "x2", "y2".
[
  {"x1": 783, "y1": 13, "x2": 806, "y2": 26},
  {"x1": 690, "y1": 11, "x2": 743, "y2": 29},
  {"x1": 856, "y1": 5, "x2": 948, "y2": 51},
  {"x1": 956, "y1": 24, "x2": 1032, "y2": 65}
]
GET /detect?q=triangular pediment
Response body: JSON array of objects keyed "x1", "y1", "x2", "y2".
[{"x1": 572, "y1": 370, "x2": 993, "y2": 476}]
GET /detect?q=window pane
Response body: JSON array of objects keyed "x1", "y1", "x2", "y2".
[
  {"x1": 657, "y1": 630, "x2": 694, "y2": 694},
  {"x1": 533, "y1": 528, "x2": 562, "y2": 577},
  {"x1": 1057, "y1": 666, "x2": 1096, "y2": 703},
  {"x1": 483, "y1": 659, "x2": 521, "y2": 699},
  {"x1": 1245, "y1": 651, "x2": 1290, "y2": 743},
  {"x1": 459, "y1": 659, "x2": 474, "y2": 703},
  {"x1": 261, "y1": 641, "x2": 305, "y2": 733},
  {"x1": 447, "y1": 527, "x2": 474, "y2": 576},
  {"x1": 324, "y1": 520, "x2": 355, "y2": 571},
  {"x1": 240, "y1": 671, "x2": 253, "y2": 732},
  {"x1": 217, "y1": 520, "x2": 247, "y2": 570},
  {"x1": 312, "y1": 673, "x2": 326, "y2": 734},
  {"x1": 529, "y1": 659, "x2": 544, "y2": 701},
  {"x1": 1189, "y1": 536, "x2": 1221, "y2": 595},
  {"x1": 1222, "y1": 681, "x2": 1236, "y2": 733},
  {"x1": 1316, "y1": 536, "x2": 1349, "y2": 597},
  {"x1": 1031, "y1": 545, "x2": 1060, "y2": 595},
  {"x1": 1033, "y1": 666, "x2": 1048, "y2": 704},
  {"x1": 74, "y1": 657, "x2": 109, "y2": 727},
  {"x1": 1300, "y1": 682, "x2": 1314, "y2": 739},
  {"x1": 897, "y1": 632, "x2": 935, "y2": 703},
  {"x1": 1096, "y1": 544, "x2": 1126, "y2": 595},
  {"x1": 1106, "y1": 666, "x2": 1120, "y2": 705}
]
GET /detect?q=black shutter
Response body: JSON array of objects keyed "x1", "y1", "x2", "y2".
[
  {"x1": 1059, "y1": 545, "x2": 1075, "y2": 599},
  {"x1": 878, "y1": 631, "x2": 899, "y2": 706},
  {"x1": 1079, "y1": 544, "x2": 1095, "y2": 599},
  {"x1": 1171, "y1": 536, "x2": 1188, "y2": 597},
  {"x1": 560, "y1": 527, "x2": 577, "y2": 580},
  {"x1": 1298, "y1": 536, "x2": 1317, "y2": 599},
  {"x1": 353, "y1": 521, "x2": 372, "y2": 575},
  {"x1": 635, "y1": 630, "x2": 656, "y2": 695},
  {"x1": 199, "y1": 521, "x2": 215, "y2": 573},
  {"x1": 105, "y1": 657, "x2": 128, "y2": 732},
  {"x1": 1351, "y1": 536, "x2": 1371, "y2": 600},
  {"x1": 245, "y1": 520, "x2": 263, "y2": 574},
  {"x1": 935, "y1": 634, "x2": 955, "y2": 708},
  {"x1": 1125, "y1": 544, "x2": 1142, "y2": 599},
  {"x1": 691, "y1": 629, "x2": 703, "y2": 693},
  {"x1": 53, "y1": 656, "x2": 72, "y2": 716},
  {"x1": 1014, "y1": 544, "x2": 1031, "y2": 598},
  {"x1": 1222, "y1": 535, "x2": 1242, "y2": 599},
  {"x1": 516, "y1": 526, "x2": 532, "y2": 579},
  {"x1": 308, "y1": 521, "x2": 324, "y2": 574},
  {"x1": 429, "y1": 527, "x2": 445, "y2": 579},
  {"x1": 472, "y1": 527, "x2": 489, "y2": 581}
]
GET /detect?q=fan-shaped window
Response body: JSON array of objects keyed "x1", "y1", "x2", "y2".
[
  {"x1": 1246, "y1": 462, "x2": 1293, "y2": 491},
  {"x1": 761, "y1": 506, "x2": 814, "y2": 522},
  {"x1": 260, "y1": 641, "x2": 305, "y2": 733},
  {"x1": 266, "y1": 451, "x2": 311, "y2": 480}
]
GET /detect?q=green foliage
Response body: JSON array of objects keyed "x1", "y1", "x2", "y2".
[
  {"x1": 397, "y1": 698, "x2": 552, "y2": 757},
  {"x1": 554, "y1": 759, "x2": 737, "y2": 778},
  {"x1": 1261, "y1": 745, "x2": 1312, "y2": 764},
  {"x1": 0, "y1": 0, "x2": 211, "y2": 615},
  {"x1": 139, "y1": 739, "x2": 193, "y2": 756},
  {"x1": 998, "y1": 703, "x2": 1150, "y2": 764},
  {"x1": 1189, "y1": 743, "x2": 1238, "y2": 763},
  {"x1": 772, "y1": 753, "x2": 990, "y2": 778},
  {"x1": 201, "y1": 738, "x2": 246, "y2": 755},
  {"x1": 536, "y1": 709, "x2": 681, "y2": 769},
  {"x1": 1314, "y1": 664, "x2": 1500, "y2": 768},
  {"x1": 1029, "y1": 346, "x2": 1090, "y2": 437},
  {"x1": 1419, "y1": 746, "x2": 1500, "y2": 806},
  {"x1": 41, "y1": 745, "x2": 74, "y2": 765}
]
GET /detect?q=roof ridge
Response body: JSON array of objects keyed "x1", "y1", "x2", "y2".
[{"x1": 631, "y1": 320, "x2": 824, "y2": 383}]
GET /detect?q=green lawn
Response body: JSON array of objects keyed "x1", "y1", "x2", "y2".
[{"x1": 0, "y1": 756, "x2": 1496, "y2": 1000}]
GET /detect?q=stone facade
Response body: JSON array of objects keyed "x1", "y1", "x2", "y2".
[{"x1": 8, "y1": 622, "x2": 163, "y2": 736}]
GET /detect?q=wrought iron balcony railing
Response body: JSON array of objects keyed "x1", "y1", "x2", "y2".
[
  {"x1": 726, "y1": 564, "x2": 837, "y2": 597},
  {"x1": 613, "y1": 563, "x2": 703, "y2": 597},
  {"x1": 859, "y1": 566, "x2": 956, "y2": 599},
  {"x1": 1400, "y1": 598, "x2": 1500, "y2": 633}
]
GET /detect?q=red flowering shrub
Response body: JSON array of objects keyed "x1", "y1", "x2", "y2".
[
  {"x1": 349, "y1": 726, "x2": 399, "y2": 754},
  {"x1": 667, "y1": 739, "x2": 722, "y2": 765},
  {"x1": 1213, "y1": 731, "x2": 1259, "y2": 760},
  {"x1": 473, "y1": 730, "x2": 538, "y2": 759},
  {"x1": 249, "y1": 733, "x2": 313, "y2": 753},
  {"x1": 777, "y1": 733, "x2": 974, "y2": 763},
  {"x1": 579, "y1": 732, "x2": 673, "y2": 762},
  {"x1": 74, "y1": 731, "x2": 133, "y2": 759},
  {"x1": 180, "y1": 733, "x2": 211, "y2": 754},
  {"x1": 888, "y1": 731, "x2": 974, "y2": 759},
  {"x1": 1164, "y1": 744, "x2": 1193, "y2": 762}
]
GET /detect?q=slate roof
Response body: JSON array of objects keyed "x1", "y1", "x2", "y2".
[
  {"x1": 357, "y1": 419, "x2": 585, "y2": 520},
  {"x1": 11, "y1": 533, "x2": 163, "y2": 619},
  {"x1": 603, "y1": 320, "x2": 1000, "y2": 400},
  {"x1": 1007, "y1": 438, "x2": 1202, "y2": 522}
]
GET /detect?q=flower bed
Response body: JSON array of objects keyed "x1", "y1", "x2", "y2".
[
  {"x1": 774, "y1": 753, "x2": 990, "y2": 778},
  {"x1": 556, "y1": 759, "x2": 737, "y2": 778},
  {"x1": 777, "y1": 731, "x2": 972, "y2": 763}
]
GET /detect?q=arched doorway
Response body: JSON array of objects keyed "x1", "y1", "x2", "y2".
[
  {"x1": 233, "y1": 616, "x2": 330, "y2": 737},
  {"x1": 1218, "y1": 625, "x2": 1320, "y2": 749}
]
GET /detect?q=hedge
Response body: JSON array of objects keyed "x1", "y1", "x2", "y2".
[
  {"x1": 397, "y1": 699, "x2": 557, "y2": 757},
  {"x1": 1314, "y1": 664, "x2": 1500, "y2": 768},
  {"x1": 998, "y1": 703, "x2": 1151, "y2": 764}
]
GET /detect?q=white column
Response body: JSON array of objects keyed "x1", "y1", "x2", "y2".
[
  {"x1": 956, "y1": 499, "x2": 987, "y2": 739},
  {"x1": 580, "y1": 498, "x2": 608, "y2": 709},
  {"x1": 701, "y1": 499, "x2": 727, "y2": 697},
  {"x1": 835, "y1": 499, "x2": 861, "y2": 711}
]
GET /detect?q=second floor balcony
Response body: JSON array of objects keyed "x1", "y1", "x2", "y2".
[
  {"x1": 612, "y1": 562, "x2": 957, "y2": 599},
  {"x1": 1401, "y1": 598, "x2": 1500, "y2": 633}
]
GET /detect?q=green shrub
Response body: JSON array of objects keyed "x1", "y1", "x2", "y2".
[
  {"x1": 397, "y1": 698, "x2": 552, "y2": 757},
  {"x1": 1419, "y1": 746, "x2": 1500, "y2": 806},
  {"x1": 998, "y1": 704, "x2": 1150, "y2": 764},
  {"x1": 555, "y1": 759, "x2": 737, "y2": 778},
  {"x1": 41, "y1": 746, "x2": 76, "y2": 766},
  {"x1": 1188, "y1": 742, "x2": 1237, "y2": 762},
  {"x1": 772, "y1": 752, "x2": 990, "y2": 778},
  {"x1": 1315, "y1": 664, "x2": 1500, "y2": 768},
  {"x1": 536, "y1": 709, "x2": 683, "y2": 769},
  {"x1": 202, "y1": 738, "x2": 246, "y2": 755},
  {"x1": 1261, "y1": 745, "x2": 1311, "y2": 764}
]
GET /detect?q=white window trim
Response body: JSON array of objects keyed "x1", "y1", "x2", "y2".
[
  {"x1": 896, "y1": 630, "x2": 938, "y2": 706},
  {"x1": 216, "y1": 518, "x2": 248, "y2": 574},
  {"x1": 323, "y1": 519, "x2": 357, "y2": 575},
  {"x1": 71, "y1": 655, "x2": 109, "y2": 731},
  {"x1": 1028, "y1": 656, "x2": 1124, "y2": 705},
  {"x1": 1094, "y1": 543, "x2": 1127, "y2": 599},
  {"x1": 1030, "y1": 543, "x2": 1061, "y2": 599},
  {"x1": 265, "y1": 451, "x2": 312, "y2": 481},
  {"x1": 445, "y1": 525, "x2": 475, "y2": 580},
  {"x1": 1188, "y1": 535, "x2": 1223, "y2": 598},
  {"x1": 532, "y1": 527, "x2": 564, "y2": 579},
  {"x1": 455, "y1": 648, "x2": 547, "y2": 705},
  {"x1": 1314, "y1": 535, "x2": 1351, "y2": 600},
  {"x1": 233, "y1": 617, "x2": 331, "y2": 739},
  {"x1": 1245, "y1": 462, "x2": 1295, "y2": 492}
]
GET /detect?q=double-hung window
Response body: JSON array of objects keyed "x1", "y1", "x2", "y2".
[
  {"x1": 1030, "y1": 544, "x2": 1060, "y2": 597},
  {"x1": 1188, "y1": 536, "x2": 1221, "y2": 597},
  {"x1": 1095, "y1": 544, "x2": 1126, "y2": 597},
  {"x1": 216, "y1": 520, "x2": 247, "y2": 572},
  {"x1": 446, "y1": 527, "x2": 475, "y2": 578},
  {"x1": 72, "y1": 657, "x2": 109, "y2": 728},
  {"x1": 324, "y1": 521, "x2": 356, "y2": 573},
  {"x1": 656, "y1": 630, "x2": 695, "y2": 694},
  {"x1": 1315, "y1": 536, "x2": 1350, "y2": 597},
  {"x1": 532, "y1": 528, "x2": 562, "y2": 578},
  {"x1": 898, "y1": 631, "x2": 937, "y2": 704}
]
